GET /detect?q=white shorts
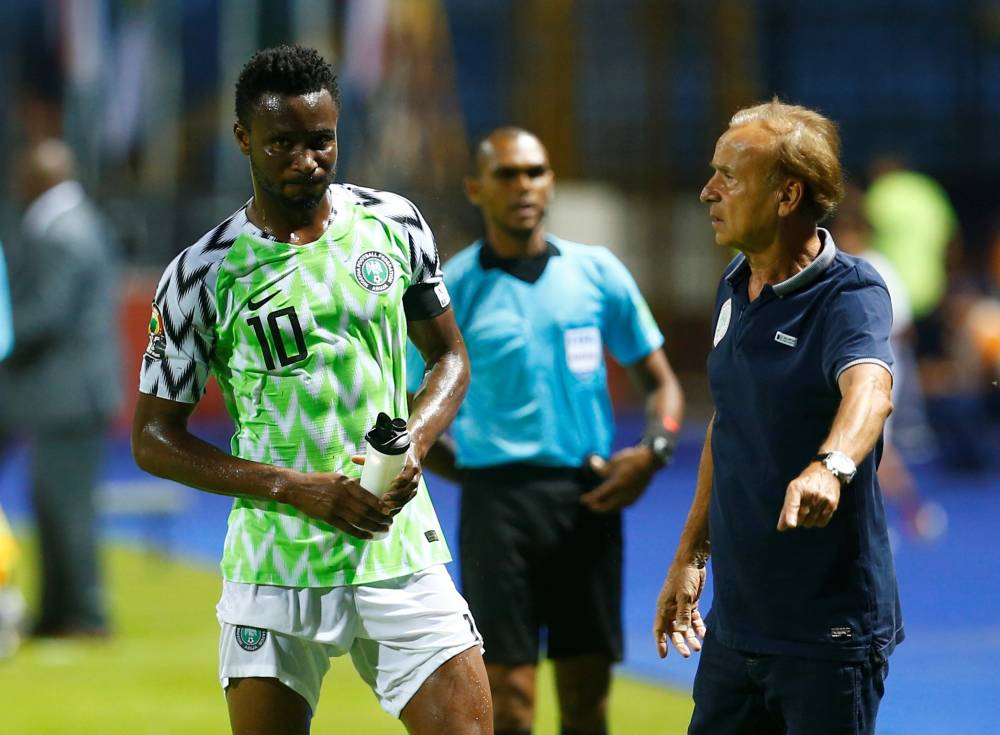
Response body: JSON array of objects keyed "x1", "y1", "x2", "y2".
[{"x1": 217, "y1": 564, "x2": 483, "y2": 718}]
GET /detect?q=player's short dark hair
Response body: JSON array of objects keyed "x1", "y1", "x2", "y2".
[{"x1": 235, "y1": 45, "x2": 341, "y2": 128}]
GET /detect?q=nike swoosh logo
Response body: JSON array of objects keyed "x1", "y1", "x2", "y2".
[
  {"x1": 247, "y1": 271, "x2": 294, "y2": 310},
  {"x1": 247, "y1": 290, "x2": 280, "y2": 310}
]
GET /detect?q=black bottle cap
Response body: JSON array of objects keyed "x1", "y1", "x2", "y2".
[{"x1": 365, "y1": 412, "x2": 410, "y2": 455}]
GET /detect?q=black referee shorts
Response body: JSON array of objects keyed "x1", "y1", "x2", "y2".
[{"x1": 459, "y1": 463, "x2": 623, "y2": 666}]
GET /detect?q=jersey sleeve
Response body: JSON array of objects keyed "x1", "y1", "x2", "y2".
[
  {"x1": 821, "y1": 281, "x2": 895, "y2": 388},
  {"x1": 598, "y1": 248, "x2": 665, "y2": 365},
  {"x1": 342, "y1": 185, "x2": 451, "y2": 320},
  {"x1": 138, "y1": 249, "x2": 216, "y2": 403}
]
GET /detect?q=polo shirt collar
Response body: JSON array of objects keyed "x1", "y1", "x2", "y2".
[
  {"x1": 724, "y1": 227, "x2": 837, "y2": 298},
  {"x1": 479, "y1": 236, "x2": 561, "y2": 284}
]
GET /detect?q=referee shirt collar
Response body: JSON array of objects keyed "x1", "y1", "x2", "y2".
[{"x1": 479, "y1": 236, "x2": 561, "y2": 283}]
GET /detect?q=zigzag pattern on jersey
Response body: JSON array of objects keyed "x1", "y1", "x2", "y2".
[
  {"x1": 214, "y1": 211, "x2": 449, "y2": 586},
  {"x1": 340, "y1": 183, "x2": 442, "y2": 284},
  {"x1": 140, "y1": 210, "x2": 245, "y2": 402}
]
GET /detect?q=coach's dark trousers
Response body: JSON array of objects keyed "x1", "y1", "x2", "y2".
[{"x1": 689, "y1": 631, "x2": 888, "y2": 735}]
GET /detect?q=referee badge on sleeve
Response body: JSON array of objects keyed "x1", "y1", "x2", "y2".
[{"x1": 144, "y1": 303, "x2": 166, "y2": 361}]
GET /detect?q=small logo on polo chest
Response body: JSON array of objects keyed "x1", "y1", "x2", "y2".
[
  {"x1": 774, "y1": 331, "x2": 798, "y2": 347},
  {"x1": 714, "y1": 299, "x2": 732, "y2": 347}
]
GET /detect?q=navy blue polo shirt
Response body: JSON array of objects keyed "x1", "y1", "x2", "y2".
[{"x1": 707, "y1": 228, "x2": 904, "y2": 662}]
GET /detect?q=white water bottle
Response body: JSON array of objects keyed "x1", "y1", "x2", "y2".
[{"x1": 360, "y1": 413, "x2": 410, "y2": 540}]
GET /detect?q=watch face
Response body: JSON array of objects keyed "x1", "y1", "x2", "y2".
[{"x1": 825, "y1": 453, "x2": 856, "y2": 479}]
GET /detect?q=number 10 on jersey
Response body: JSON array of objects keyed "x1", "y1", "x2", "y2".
[{"x1": 247, "y1": 307, "x2": 309, "y2": 369}]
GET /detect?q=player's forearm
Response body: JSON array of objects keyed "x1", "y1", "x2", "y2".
[
  {"x1": 407, "y1": 349, "x2": 469, "y2": 461},
  {"x1": 132, "y1": 418, "x2": 289, "y2": 503},
  {"x1": 674, "y1": 419, "x2": 713, "y2": 565},
  {"x1": 819, "y1": 367, "x2": 893, "y2": 464}
]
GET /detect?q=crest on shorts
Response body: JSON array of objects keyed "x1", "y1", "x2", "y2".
[
  {"x1": 235, "y1": 625, "x2": 267, "y2": 652},
  {"x1": 355, "y1": 251, "x2": 395, "y2": 293},
  {"x1": 144, "y1": 303, "x2": 166, "y2": 360}
]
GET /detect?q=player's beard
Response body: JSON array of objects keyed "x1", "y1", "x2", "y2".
[{"x1": 251, "y1": 155, "x2": 336, "y2": 211}]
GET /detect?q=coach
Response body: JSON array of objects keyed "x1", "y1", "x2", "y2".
[{"x1": 653, "y1": 100, "x2": 902, "y2": 735}]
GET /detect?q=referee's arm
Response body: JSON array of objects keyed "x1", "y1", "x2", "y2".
[{"x1": 580, "y1": 348, "x2": 684, "y2": 513}]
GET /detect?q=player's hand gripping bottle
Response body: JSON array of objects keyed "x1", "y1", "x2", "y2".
[{"x1": 360, "y1": 413, "x2": 410, "y2": 540}]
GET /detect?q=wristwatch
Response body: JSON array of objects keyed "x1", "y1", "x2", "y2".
[
  {"x1": 640, "y1": 434, "x2": 676, "y2": 468},
  {"x1": 814, "y1": 451, "x2": 857, "y2": 485}
]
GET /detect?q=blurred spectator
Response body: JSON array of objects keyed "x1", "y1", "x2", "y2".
[
  {"x1": 958, "y1": 220, "x2": 1000, "y2": 386},
  {"x1": 909, "y1": 212, "x2": 1000, "y2": 472},
  {"x1": 865, "y1": 156, "x2": 959, "y2": 323},
  {"x1": 833, "y1": 188, "x2": 946, "y2": 541},
  {"x1": 0, "y1": 139, "x2": 122, "y2": 638}
]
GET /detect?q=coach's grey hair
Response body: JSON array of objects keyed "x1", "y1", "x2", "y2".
[{"x1": 730, "y1": 99, "x2": 844, "y2": 221}]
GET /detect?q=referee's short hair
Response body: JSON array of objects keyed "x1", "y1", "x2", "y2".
[
  {"x1": 235, "y1": 45, "x2": 341, "y2": 128},
  {"x1": 729, "y1": 98, "x2": 844, "y2": 222}
]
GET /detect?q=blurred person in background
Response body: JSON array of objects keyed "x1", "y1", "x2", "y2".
[
  {"x1": 962, "y1": 224, "x2": 1000, "y2": 386},
  {"x1": 409, "y1": 127, "x2": 685, "y2": 735},
  {"x1": 654, "y1": 101, "x2": 901, "y2": 735},
  {"x1": 0, "y1": 140, "x2": 122, "y2": 639},
  {"x1": 864, "y1": 156, "x2": 963, "y2": 463},
  {"x1": 832, "y1": 187, "x2": 946, "y2": 541},
  {"x1": 937, "y1": 216, "x2": 1000, "y2": 462},
  {"x1": 131, "y1": 46, "x2": 491, "y2": 735},
  {"x1": 865, "y1": 155, "x2": 959, "y2": 323}
]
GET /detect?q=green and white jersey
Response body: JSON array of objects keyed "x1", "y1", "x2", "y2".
[{"x1": 138, "y1": 184, "x2": 453, "y2": 587}]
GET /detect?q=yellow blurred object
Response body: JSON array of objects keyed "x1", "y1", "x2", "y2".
[{"x1": 0, "y1": 505, "x2": 17, "y2": 586}]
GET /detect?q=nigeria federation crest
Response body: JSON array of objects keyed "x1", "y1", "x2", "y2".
[
  {"x1": 144, "y1": 303, "x2": 166, "y2": 360},
  {"x1": 234, "y1": 626, "x2": 267, "y2": 652},
  {"x1": 354, "y1": 251, "x2": 395, "y2": 293}
]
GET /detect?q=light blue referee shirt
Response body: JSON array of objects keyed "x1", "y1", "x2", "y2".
[
  {"x1": 407, "y1": 235, "x2": 663, "y2": 468},
  {"x1": 0, "y1": 242, "x2": 13, "y2": 361}
]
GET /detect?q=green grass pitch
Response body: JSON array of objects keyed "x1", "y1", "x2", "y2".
[{"x1": 0, "y1": 541, "x2": 692, "y2": 733}]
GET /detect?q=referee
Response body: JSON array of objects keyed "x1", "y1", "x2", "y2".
[
  {"x1": 409, "y1": 127, "x2": 685, "y2": 735},
  {"x1": 654, "y1": 100, "x2": 902, "y2": 735}
]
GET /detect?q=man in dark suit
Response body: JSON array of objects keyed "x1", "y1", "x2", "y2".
[{"x1": 0, "y1": 139, "x2": 122, "y2": 637}]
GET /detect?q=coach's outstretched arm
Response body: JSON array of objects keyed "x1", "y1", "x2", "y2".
[
  {"x1": 654, "y1": 417, "x2": 713, "y2": 659},
  {"x1": 777, "y1": 362, "x2": 893, "y2": 531}
]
